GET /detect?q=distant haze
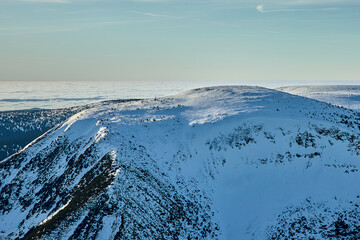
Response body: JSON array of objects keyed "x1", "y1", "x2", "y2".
[
  {"x1": 2, "y1": 80, "x2": 360, "y2": 112},
  {"x1": 0, "y1": 0, "x2": 359, "y2": 83}
]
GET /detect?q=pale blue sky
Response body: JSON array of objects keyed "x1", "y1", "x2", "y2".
[{"x1": 0, "y1": 0, "x2": 359, "y2": 83}]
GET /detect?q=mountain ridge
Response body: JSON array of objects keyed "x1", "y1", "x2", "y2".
[{"x1": 1, "y1": 85, "x2": 360, "y2": 239}]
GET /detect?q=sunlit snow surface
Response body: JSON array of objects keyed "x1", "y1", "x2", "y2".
[
  {"x1": 2, "y1": 86, "x2": 360, "y2": 239},
  {"x1": 278, "y1": 85, "x2": 360, "y2": 110}
]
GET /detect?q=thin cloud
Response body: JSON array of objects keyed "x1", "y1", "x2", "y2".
[
  {"x1": 280, "y1": 0, "x2": 355, "y2": 5},
  {"x1": 0, "y1": 19, "x2": 154, "y2": 36},
  {"x1": 256, "y1": 4, "x2": 338, "y2": 13},
  {"x1": 132, "y1": 0, "x2": 172, "y2": 2},
  {"x1": 20, "y1": 0, "x2": 69, "y2": 3},
  {"x1": 256, "y1": 5, "x2": 265, "y2": 13},
  {"x1": 0, "y1": 27, "x2": 74, "y2": 36},
  {"x1": 127, "y1": 10, "x2": 174, "y2": 18}
]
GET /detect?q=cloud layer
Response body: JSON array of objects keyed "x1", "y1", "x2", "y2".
[{"x1": 256, "y1": 4, "x2": 338, "y2": 13}]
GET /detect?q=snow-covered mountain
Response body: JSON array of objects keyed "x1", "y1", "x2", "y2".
[
  {"x1": 0, "y1": 107, "x2": 84, "y2": 161},
  {"x1": 1, "y1": 86, "x2": 360, "y2": 239},
  {"x1": 0, "y1": 100, "x2": 136, "y2": 161},
  {"x1": 277, "y1": 85, "x2": 360, "y2": 110}
]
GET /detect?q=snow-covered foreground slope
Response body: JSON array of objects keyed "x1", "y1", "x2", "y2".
[
  {"x1": 278, "y1": 85, "x2": 360, "y2": 110},
  {"x1": 2, "y1": 86, "x2": 360, "y2": 239}
]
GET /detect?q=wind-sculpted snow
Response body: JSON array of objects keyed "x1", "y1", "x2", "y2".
[{"x1": 1, "y1": 86, "x2": 360, "y2": 239}]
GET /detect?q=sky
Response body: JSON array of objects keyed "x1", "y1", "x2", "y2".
[{"x1": 0, "y1": 0, "x2": 359, "y2": 84}]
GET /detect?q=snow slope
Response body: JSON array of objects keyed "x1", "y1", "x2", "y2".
[
  {"x1": 0, "y1": 107, "x2": 85, "y2": 161},
  {"x1": 1, "y1": 86, "x2": 360, "y2": 239},
  {"x1": 0, "y1": 100, "x2": 138, "y2": 161},
  {"x1": 277, "y1": 85, "x2": 360, "y2": 110}
]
